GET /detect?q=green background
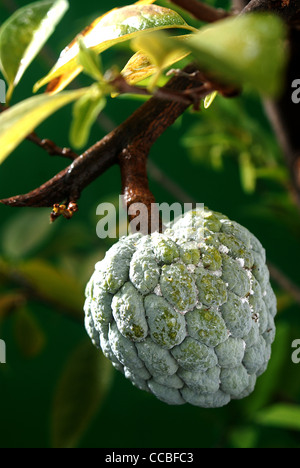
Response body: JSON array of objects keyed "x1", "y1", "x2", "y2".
[{"x1": 0, "y1": 0, "x2": 300, "y2": 448}]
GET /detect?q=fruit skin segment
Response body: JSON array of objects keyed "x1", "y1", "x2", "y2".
[{"x1": 84, "y1": 208, "x2": 277, "y2": 408}]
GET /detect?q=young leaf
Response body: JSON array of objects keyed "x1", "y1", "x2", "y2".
[
  {"x1": 130, "y1": 32, "x2": 190, "y2": 90},
  {"x1": 255, "y1": 404, "x2": 300, "y2": 432},
  {"x1": 120, "y1": 34, "x2": 190, "y2": 87},
  {"x1": 51, "y1": 340, "x2": 113, "y2": 448},
  {"x1": 70, "y1": 89, "x2": 106, "y2": 149},
  {"x1": 0, "y1": 88, "x2": 87, "y2": 165},
  {"x1": 34, "y1": 4, "x2": 195, "y2": 94},
  {"x1": 0, "y1": 0, "x2": 69, "y2": 102},
  {"x1": 204, "y1": 91, "x2": 218, "y2": 110},
  {"x1": 14, "y1": 307, "x2": 46, "y2": 358},
  {"x1": 179, "y1": 13, "x2": 287, "y2": 96},
  {"x1": 77, "y1": 38, "x2": 103, "y2": 81}
]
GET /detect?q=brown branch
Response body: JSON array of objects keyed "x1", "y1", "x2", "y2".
[
  {"x1": 27, "y1": 133, "x2": 78, "y2": 161},
  {"x1": 2, "y1": 0, "x2": 299, "y2": 216},
  {"x1": 268, "y1": 262, "x2": 300, "y2": 306},
  {"x1": 242, "y1": 0, "x2": 300, "y2": 26},
  {"x1": 0, "y1": 64, "x2": 200, "y2": 208},
  {"x1": 119, "y1": 147, "x2": 161, "y2": 234},
  {"x1": 169, "y1": 0, "x2": 231, "y2": 23}
]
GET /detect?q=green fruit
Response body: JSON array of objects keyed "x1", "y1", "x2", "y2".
[{"x1": 84, "y1": 208, "x2": 277, "y2": 408}]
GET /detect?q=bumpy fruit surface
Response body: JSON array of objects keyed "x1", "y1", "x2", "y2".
[{"x1": 84, "y1": 208, "x2": 277, "y2": 408}]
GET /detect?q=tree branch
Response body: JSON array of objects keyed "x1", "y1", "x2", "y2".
[
  {"x1": 0, "y1": 104, "x2": 78, "y2": 161},
  {"x1": 2, "y1": 0, "x2": 300, "y2": 217},
  {"x1": 242, "y1": 0, "x2": 300, "y2": 26},
  {"x1": 0, "y1": 64, "x2": 201, "y2": 209},
  {"x1": 27, "y1": 133, "x2": 78, "y2": 161},
  {"x1": 268, "y1": 262, "x2": 300, "y2": 306},
  {"x1": 169, "y1": 0, "x2": 231, "y2": 23}
]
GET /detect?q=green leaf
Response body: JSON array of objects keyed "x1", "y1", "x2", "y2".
[
  {"x1": 0, "y1": 88, "x2": 87, "y2": 165},
  {"x1": 17, "y1": 259, "x2": 84, "y2": 321},
  {"x1": 179, "y1": 13, "x2": 287, "y2": 96},
  {"x1": 70, "y1": 86, "x2": 107, "y2": 149},
  {"x1": 77, "y1": 38, "x2": 103, "y2": 81},
  {"x1": 239, "y1": 152, "x2": 257, "y2": 194},
  {"x1": 130, "y1": 32, "x2": 191, "y2": 90},
  {"x1": 0, "y1": 0, "x2": 69, "y2": 102},
  {"x1": 204, "y1": 91, "x2": 218, "y2": 110},
  {"x1": 51, "y1": 340, "x2": 113, "y2": 448},
  {"x1": 1, "y1": 209, "x2": 52, "y2": 260},
  {"x1": 34, "y1": 4, "x2": 195, "y2": 94},
  {"x1": 255, "y1": 404, "x2": 300, "y2": 431},
  {"x1": 14, "y1": 307, "x2": 46, "y2": 358}
]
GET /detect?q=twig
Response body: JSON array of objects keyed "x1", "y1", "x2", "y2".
[
  {"x1": 268, "y1": 262, "x2": 300, "y2": 306},
  {"x1": 27, "y1": 133, "x2": 78, "y2": 161},
  {"x1": 242, "y1": 0, "x2": 300, "y2": 26},
  {"x1": 147, "y1": 160, "x2": 196, "y2": 204},
  {"x1": 169, "y1": 0, "x2": 231, "y2": 23},
  {"x1": 0, "y1": 104, "x2": 78, "y2": 161}
]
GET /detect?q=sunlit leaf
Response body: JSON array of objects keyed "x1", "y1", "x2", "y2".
[
  {"x1": 14, "y1": 307, "x2": 46, "y2": 358},
  {"x1": 135, "y1": 0, "x2": 157, "y2": 4},
  {"x1": 0, "y1": 0, "x2": 69, "y2": 102},
  {"x1": 51, "y1": 340, "x2": 113, "y2": 448},
  {"x1": 255, "y1": 404, "x2": 300, "y2": 431},
  {"x1": 70, "y1": 86, "x2": 107, "y2": 149},
  {"x1": 130, "y1": 32, "x2": 190, "y2": 89},
  {"x1": 0, "y1": 88, "x2": 87, "y2": 165},
  {"x1": 178, "y1": 13, "x2": 287, "y2": 96},
  {"x1": 34, "y1": 4, "x2": 195, "y2": 94},
  {"x1": 17, "y1": 259, "x2": 84, "y2": 321},
  {"x1": 204, "y1": 91, "x2": 218, "y2": 109},
  {"x1": 1, "y1": 209, "x2": 52, "y2": 259}
]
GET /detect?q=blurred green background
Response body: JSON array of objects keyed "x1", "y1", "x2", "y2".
[{"x1": 1, "y1": 0, "x2": 300, "y2": 448}]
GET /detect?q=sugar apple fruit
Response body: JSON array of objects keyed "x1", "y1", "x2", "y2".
[{"x1": 84, "y1": 208, "x2": 277, "y2": 408}]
